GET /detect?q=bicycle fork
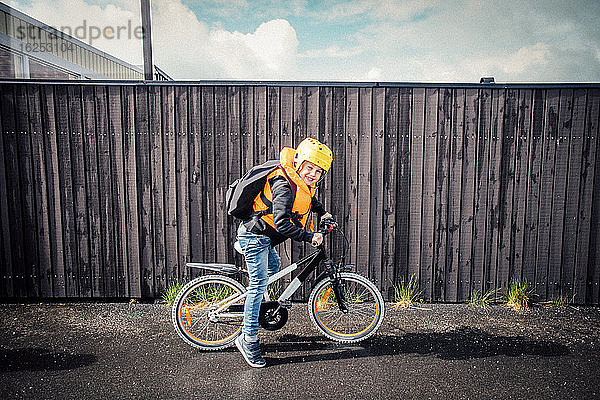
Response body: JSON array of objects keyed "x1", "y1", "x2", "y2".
[{"x1": 324, "y1": 260, "x2": 349, "y2": 313}]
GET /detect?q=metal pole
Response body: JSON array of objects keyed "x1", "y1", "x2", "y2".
[{"x1": 140, "y1": 0, "x2": 153, "y2": 80}]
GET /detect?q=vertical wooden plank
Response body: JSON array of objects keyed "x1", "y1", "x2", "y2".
[
  {"x1": 266, "y1": 85, "x2": 282, "y2": 287},
  {"x1": 583, "y1": 90, "x2": 600, "y2": 304},
  {"x1": 226, "y1": 86, "x2": 240, "y2": 264},
  {"x1": 0, "y1": 85, "x2": 21, "y2": 297},
  {"x1": 266, "y1": 87, "x2": 280, "y2": 160},
  {"x1": 254, "y1": 86, "x2": 268, "y2": 163},
  {"x1": 162, "y1": 86, "x2": 179, "y2": 282},
  {"x1": 535, "y1": 89, "x2": 559, "y2": 299},
  {"x1": 201, "y1": 86, "x2": 217, "y2": 262},
  {"x1": 433, "y1": 88, "x2": 451, "y2": 301},
  {"x1": 447, "y1": 89, "x2": 465, "y2": 302},
  {"x1": 240, "y1": 87, "x2": 255, "y2": 174},
  {"x1": 41, "y1": 86, "x2": 65, "y2": 297},
  {"x1": 0, "y1": 89, "x2": 10, "y2": 297},
  {"x1": 356, "y1": 87, "x2": 371, "y2": 279},
  {"x1": 409, "y1": 88, "x2": 425, "y2": 284},
  {"x1": 67, "y1": 85, "x2": 91, "y2": 297},
  {"x1": 331, "y1": 87, "x2": 346, "y2": 272},
  {"x1": 108, "y1": 86, "x2": 129, "y2": 298},
  {"x1": 345, "y1": 87, "x2": 359, "y2": 268},
  {"x1": 189, "y1": 85, "x2": 204, "y2": 269},
  {"x1": 458, "y1": 89, "x2": 478, "y2": 301},
  {"x1": 176, "y1": 86, "x2": 191, "y2": 282},
  {"x1": 279, "y1": 86, "x2": 293, "y2": 290},
  {"x1": 55, "y1": 85, "x2": 78, "y2": 297},
  {"x1": 15, "y1": 85, "x2": 40, "y2": 298},
  {"x1": 512, "y1": 90, "x2": 533, "y2": 282},
  {"x1": 396, "y1": 88, "x2": 411, "y2": 287},
  {"x1": 548, "y1": 89, "x2": 572, "y2": 299},
  {"x1": 214, "y1": 86, "x2": 228, "y2": 263},
  {"x1": 498, "y1": 88, "x2": 517, "y2": 292},
  {"x1": 280, "y1": 86, "x2": 294, "y2": 149},
  {"x1": 28, "y1": 85, "x2": 52, "y2": 297},
  {"x1": 307, "y1": 87, "x2": 320, "y2": 138},
  {"x1": 95, "y1": 86, "x2": 115, "y2": 297},
  {"x1": 421, "y1": 88, "x2": 438, "y2": 300},
  {"x1": 238, "y1": 86, "x2": 254, "y2": 270},
  {"x1": 149, "y1": 85, "x2": 166, "y2": 292},
  {"x1": 523, "y1": 89, "x2": 546, "y2": 287},
  {"x1": 485, "y1": 89, "x2": 505, "y2": 293},
  {"x1": 135, "y1": 85, "x2": 154, "y2": 297},
  {"x1": 382, "y1": 87, "x2": 398, "y2": 299},
  {"x1": 472, "y1": 88, "x2": 492, "y2": 295},
  {"x1": 304, "y1": 86, "x2": 321, "y2": 293},
  {"x1": 561, "y1": 89, "x2": 586, "y2": 300},
  {"x1": 0, "y1": 84, "x2": 12, "y2": 298},
  {"x1": 368, "y1": 88, "x2": 385, "y2": 288},
  {"x1": 81, "y1": 85, "x2": 102, "y2": 297},
  {"x1": 319, "y1": 87, "x2": 333, "y2": 238},
  {"x1": 293, "y1": 86, "x2": 309, "y2": 299}
]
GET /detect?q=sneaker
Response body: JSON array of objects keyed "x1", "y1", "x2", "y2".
[{"x1": 235, "y1": 335, "x2": 266, "y2": 368}]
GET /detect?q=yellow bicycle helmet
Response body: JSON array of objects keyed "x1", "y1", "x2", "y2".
[{"x1": 294, "y1": 138, "x2": 333, "y2": 173}]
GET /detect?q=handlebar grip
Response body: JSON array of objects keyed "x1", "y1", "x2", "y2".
[{"x1": 318, "y1": 218, "x2": 337, "y2": 235}]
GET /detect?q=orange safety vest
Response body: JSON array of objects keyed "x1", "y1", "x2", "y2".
[{"x1": 252, "y1": 147, "x2": 316, "y2": 231}]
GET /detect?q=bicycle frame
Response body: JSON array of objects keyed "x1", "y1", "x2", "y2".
[{"x1": 207, "y1": 247, "x2": 327, "y2": 318}]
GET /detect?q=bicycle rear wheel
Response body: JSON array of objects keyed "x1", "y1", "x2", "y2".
[
  {"x1": 171, "y1": 275, "x2": 246, "y2": 350},
  {"x1": 308, "y1": 272, "x2": 384, "y2": 343}
]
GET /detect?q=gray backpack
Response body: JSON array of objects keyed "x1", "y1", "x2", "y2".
[{"x1": 226, "y1": 160, "x2": 281, "y2": 221}]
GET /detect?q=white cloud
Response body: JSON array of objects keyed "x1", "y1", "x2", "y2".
[
  {"x1": 503, "y1": 43, "x2": 550, "y2": 74},
  {"x1": 316, "y1": 0, "x2": 436, "y2": 22},
  {"x1": 369, "y1": 0, "x2": 437, "y2": 20},
  {"x1": 300, "y1": 45, "x2": 363, "y2": 59},
  {"x1": 8, "y1": 0, "x2": 600, "y2": 81},
  {"x1": 318, "y1": 0, "x2": 373, "y2": 21},
  {"x1": 462, "y1": 43, "x2": 549, "y2": 77},
  {"x1": 366, "y1": 67, "x2": 383, "y2": 80},
  {"x1": 12, "y1": 0, "x2": 144, "y2": 64},
  {"x1": 206, "y1": 19, "x2": 299, "y2": 78},
  {"x1": 12, "y1": 0, "x2": 303, "y2": 79}
]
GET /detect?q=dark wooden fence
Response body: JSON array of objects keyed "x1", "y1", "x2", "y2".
[{"x1": 1, "y1": 81, "x2": 599, "y2": 304}]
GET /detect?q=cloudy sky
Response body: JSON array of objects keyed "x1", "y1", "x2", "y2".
[{"x1": 8, "y1": 0, "x2": 600, "y2": 82}]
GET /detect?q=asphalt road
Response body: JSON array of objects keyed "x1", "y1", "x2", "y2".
[{"x1": 1, "y1": 302, "x2": 599, "y2": 400}]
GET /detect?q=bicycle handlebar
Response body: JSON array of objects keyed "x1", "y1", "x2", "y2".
[
  {"x1": 317, "y1": 217, "x2": 338, "y2": 235},
  {"x1": 312, "y1": 217, "x2": 338, "y2": 248}
]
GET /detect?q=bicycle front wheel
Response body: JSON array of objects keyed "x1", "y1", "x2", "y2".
[
  {"x1": 308, "y1": 272, "x2": 385, "y2": 343},
  {"x1": 171, "y1": 275, "x2": 246, "y2": 350}
]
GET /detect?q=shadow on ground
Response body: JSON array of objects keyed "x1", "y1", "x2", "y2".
[
  {"x1": 263, "y1": 326, "x2": 570, "y2": 366},
  {"x1": 0, "y1": 348, "x2": 97, "y2": 372}
]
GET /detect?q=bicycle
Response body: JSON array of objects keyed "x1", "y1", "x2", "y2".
[{"x1": 171, "y1": 219, "x2": 385, "y2": 350}]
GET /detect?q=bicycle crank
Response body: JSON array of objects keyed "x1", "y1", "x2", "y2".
[{"x1": 258, "y1": 301, "x2": 289, "y2": 331}]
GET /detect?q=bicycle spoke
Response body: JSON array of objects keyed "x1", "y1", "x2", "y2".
[
  {"x1": 310, "y1": 274, "x2": 384, "y2": 340},
  {"x1": 175, "y1": 278, "x2": 244, "y2": 347}
]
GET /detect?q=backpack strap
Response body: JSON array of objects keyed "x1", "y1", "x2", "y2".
[{"x1": 253, "y1": 166, "x2": 304, "y2": 228}]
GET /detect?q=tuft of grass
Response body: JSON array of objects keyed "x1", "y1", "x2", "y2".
[
  {"x1": 467, "y1": 288, "x2": 498, "y2": 309},
  {"x1": 548, "y1": 293, "x2": 575, "y2": 308},
  {"x1": 316, "y1": 286, "x2": 336, "y2": 310},
  {"x1": 162, "y1": 279, "x2": 186, "y2": 306},
  {"x1": 392, "y1": 275, "x2": 423, "y2": 310},
  {"x1": 505, "y1": 278, "x2": 534, "y2": 311},
  {"x1": 267, "y1": 281, "x2": 281, "y2": 301}
]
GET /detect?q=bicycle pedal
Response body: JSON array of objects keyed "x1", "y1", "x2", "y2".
[{"x1": 280, "y1": 300, "x2": 292, "y2": 309}]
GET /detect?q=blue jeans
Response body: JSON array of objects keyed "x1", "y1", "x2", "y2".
[{"x1": 236, "y1": 223, "x2": 281, "y2": 336}]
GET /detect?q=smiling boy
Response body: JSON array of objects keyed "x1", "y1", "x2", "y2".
[{"x1": 235, "y1": 138, "x2": 333, "y2": 367}]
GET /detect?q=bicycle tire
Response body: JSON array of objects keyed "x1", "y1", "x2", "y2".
[
  {"x1": 308, "y1": 272, "x2": 385, "y2": 343},
  {"x1": 171, "y1": 275, "x2": 246, "y2": 350}
]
